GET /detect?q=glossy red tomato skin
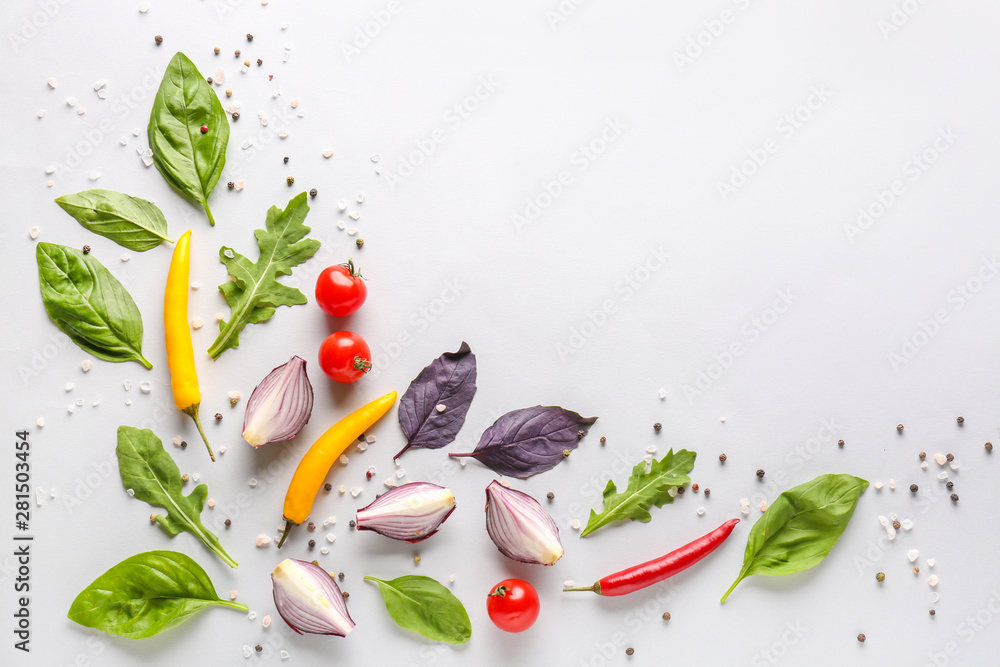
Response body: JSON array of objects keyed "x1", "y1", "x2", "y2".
[
  {"x1": 318, "y1": 331, "x2": 372, "y2": 383},
  {"x1": 486, "y1": 579, "x2": 540, "y2": 633},
  {"x1": 315, "y1": 263, "x2": 367, "y2": 318}
]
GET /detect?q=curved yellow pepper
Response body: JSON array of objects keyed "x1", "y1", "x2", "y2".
[
  {"x1": 165, "y1": 230, "x2": 214, "y2": 461},
  {"x1": 278, "y1": 390, "x2": 397, "y2": 547}
]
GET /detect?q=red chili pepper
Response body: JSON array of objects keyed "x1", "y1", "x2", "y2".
[{"x1": 564, "y1": 518, "x2": 740, "y2": 596}]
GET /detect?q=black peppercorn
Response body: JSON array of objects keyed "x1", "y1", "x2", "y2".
[
  {"x1": 946, "y1": 481, "x2": 953, "y2": 489},
  {"x1": 232, "y1": 111, "x2": 240, "y2": 121},
  {"x1": 546, "y1": 492, "x2": 554, "y2": 500},
  {"x1": 324, "y1": 483, "x2": 332, "y2": 492},
  {"x1": 234, "y1": 49, "x2": 241, "y2": 57},
  {"x1": 338, "y1": 572, "x2": 344, "y2": 580},
  {"x1": 986, "y1": 442, "x2": 993, "y2": 452},
  {"x1": 224, "y1": 518, "x2": 231, "y2": 527},
  {"x1": 600, "y1": 436, "x2": 606, "y2": 445},
  {"x1": 946, "y1": 453, "x2": 954, "y2": 462},
  {"x1": 247, "y1": 33, "x2": 254, "y2": 41},
  {"x1": 897, "y1": 424, "x2": 904, "y2": 432},
  {"x1": 283, "y1": 156, "x2": 289, "y2": 164},
  {"x1": 227, "y1": 181, "x2": 235, "y2": 190},
  {"x1": 703, "y1": 488, "x2": 711, "y2": 497},
  {"x1": 892, "y1": 520, "x2": 900, "y2": 530},
  {"x1": 957, "y1": 416, "x2": 965, "y2": 424},
  {"x1": 858, "y1": 634, "x2": 866, "y2": 643},
  {"x1": 214, "y1": 46, "x2": 221, "y2": 55},
  {"x1": 82, "y1": 245, "x2": 91, "y2": 254},
  {"x1": 342, "y1": 591, "x2": 349, "y2": 599},
  {"x1": 756, "y1": 469, "x2": 765, "y2": 478},
  {"x1": 838, "y1": 439, "x2": 845, "y2": 447},
  {"x1": 662, "y1": 612, "x2": 671, "y2": 621},
  {"x1": 255, "y1": 645, "x2": 262, "y2": 653},
  {"x1": 308, "y1": 539, "x2": 315, "y2": 549},
  {"x1": 950, "y1": 493, "x2": 959, "y2": 502},
  {"x1": 349, "y1": 520, "x2": 356, "y2": 528},
  {"x1": 180, "y1": 440, "x2": 187, "y2": 449},
  {"x1": 625, "y1": 648, "x2": 634, "y2": 656},
  {"x1": 257, "y1": 58, "x2": 263, "y2": 66},
  {"x1": 910, "y1": 484, "x2": 918, "y2": 493},
  {"x1": 214, "y1": 412, "x2": 222, "y2": 421},
  {"x1": 653, "y1": 422, "x2": 662, "y2": 432},
  {"x1": 206, "y1": 76, "x2": 213, "y2": 84},
  {"x1": 930, "y1": 609, "x2": 936, "y2": 616},
  {"x1": 154, "y1": 35, "x2": 163, "y2": 45},
  {"x1": 919, "y1": 451, "x2": 926, "y2": 459},
  {"x1": 676, "y1": 485, "x2": 685, "y2": 494},
  {"x1": 719, "y1": 453, "x2": 727, "y2": 463},
  {"x1": 309, "y1": 188, "x2": 317, "y2": 198}
]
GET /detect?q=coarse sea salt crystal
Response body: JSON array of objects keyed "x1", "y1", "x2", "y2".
[
  {"x1": 323, "y1": 149, "x2": 334, "y2": 158},
  {"x1": 256, "y1": 534, "x2": 271, "y2": 547},
  {"x1": 357, "y1": 193, "x2": 365, "y2": 203},
  {"x1": 339, "y1": 485, "x2": 346, "y2": 494},
  {"x1": 173, "y1": 436, "x2": 183, "y2": 446},
  {"x1": 66, "y1": 382, "x2": 74, "y2": 391},
  {"x1": 191, "y1": 317, "x2": 204, "y2": 329},
  {"x1": 35, "y1": 488, "x2": 44, "y2": 506},
  {"x1": 29, "y1": 226, "x2": 40, "y2": 239},
  {"x1": 928, "y1": 575, "x2": 939, "y2": 588},
  {"x1": 258, "y1": 111, "x2": 268, "y2": 126},
  {"x1": 66, "y1": 97, "x2": 77, "y2": 107},
  {"x1": 138, "y1": 2, "x2": 150, "y2": 12},
  {"x1": 931, "y1": 592, "x2": 940, "y2": 603},
  {"x1": 365, "y1": 435, "x2": 376, "y2": 444},
  {"x1": 927, "y1": 558, "x2": 935, "y2": 567},
  {"x1": 350, "y1": 487, "x2": 361, "y2": 497},
  {"x1": 248, "y1": 611, "x2": 257, "y2": 620},
  {"x1": 646, "y1": 446, "x2": 657, "y2": 454},
  {"x1": 658, "y1": 388, "x2": 667, "y2": 399},
  {"x1": 242, "y1": 645, "x2": 252, "y2": 658},
  {"x1": 889, "y1": 479, "x2": 896, "y2": 490},
  {"x1": 384, "y1": 478, "x2": 397, "y2": 488},
  {"x1": 75, "y1": 398, "x2": 84, "y2": 406},
  {"x1": 937, "y1": 472, "x2": 948, "y2": 481},
  {"x1": 338, "y1": 200, "x2": 347, "y2": 212},
  {"x1": 934, "y1": 454, "x2": 947, "y2": 466},
  {"x1": 97, "y1": 89, "x2": 108, "y2": 100},
  {"x1": 357, "y1": 442, "x2": 368, "y2": 452},
  {"x1": 81, "y1": 359, "x2": 93, "y2": 372},
  {"x1": 140, "y1": 381, "x2": 151, "y2": 393},
  {"x1": 901, "y1": 519, "x2": 913, "y2": 530},
  {"x1": 45, "y1": 165, "x2": 56, "y2": 174},
  {"x1": 120, "y1": 136, "x2": 128, "y2": 145},
  {"x1": 67, "y1": 405, "x2": 75, "y2": 414},
  {"x1": 323, "y1": 516, "x2": 336, "y2": 527},
  {"x1": 346, "y1": 227, "x2": 358, "y2": 236},
  {"x1": 320, "y1": 547, "x2": 330, "y2": 555},
  {"x1": 920, "y1": 461, "x2": 928, "y2": 470},
  {"x1": 396, "y1": 469, "x2": 406, "y2": 479},
  {"x1": 570, "y1": 519, "x2": 581, "y2": 531},
  {"x1": 878, "y1": 516, "x2": 890, "y2": 527},
  {"x1": 348, "y1": 211, "x2": 360, "y2": 220},
  {"x1": 326, "y1": 533, "x2": 335, "y2": 543},
  {"x1": 262, "y1": 615, "x2": 271, "y2": 629},
  {"x1": 874, "y1": 481, "x2": 883, "y2": 490},
  {"x1": 87, "y1": 170, "x2": 100, "y2": 180},
  {"x1": 339, "y1": 455, "x2": 349, "y2": 465},
  {"x1": 435, "y1": 404, "x2": 447, "y2": 413},
  {"x1": 277, "y1": 129, "x2": 288, "y2": 139},
  {"x1": 696, "y1": 507, "x2": 705, "y2": 516},
  {"x1": 281, "y1": 651, "x2": 289, "y2": 660},
  {"x1": 76, "y1": 107, "x2": 86, "y2": 115},
  {"x1": 949, "y1": 461, "x2": 959, "y2": 471},
  {"x1": 907, "y1": 549, "x2": 919, "y2": 563},
  {"x1": 47, "y1": 78, "x2": 57, "y2": 88}
]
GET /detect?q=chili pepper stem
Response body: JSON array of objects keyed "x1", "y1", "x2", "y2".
[
  {"x1": 277, "y1": 520, "x2": 294, "y2": 549},
  {"x1": 563, "y1": 583, "x2": 601, "y2": 594},
  {"x1": 183, "y1": 404, "x2": 215, "y2": 462}
]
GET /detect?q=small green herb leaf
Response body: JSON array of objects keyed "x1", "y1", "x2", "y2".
[
  {"x1": 721, "y1": 473, "x2": 869, "y2": 603},
  {"x1": 35, "y1": 243, "x2": 151, "y2": 368},
  {"x1": 68, "y1": 550, "x2": 247, "y2": 638},
  {"x1": 364, "y1": 575, "x2": 471, "y2": 645},
  {"x1": 55, "y1": 189, "x2": 174, "y2": 251},
  {"x1": 148, "y1": 52, "x2": 229, "y2": 225},
  {"x1": 116, "y1": 426, "x2": 237, "y2": 568},
  {"x1": 581, "y1": 448, "x2": 696, "y2": 537},
  {"x1": 207, "y1": 192, "x2": 319, "y2": 359}
]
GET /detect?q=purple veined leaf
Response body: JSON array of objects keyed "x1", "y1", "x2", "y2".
[
  {"x1": 449, "y1": 406, "x2": 598, "y2": 478},
  {"x1": 395, "y1": 342, "x2": 477, "y2": 459}
]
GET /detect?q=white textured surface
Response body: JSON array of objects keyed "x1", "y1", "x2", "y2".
[{"x1": 2, "y1": 1, "x2": 1000, "y2": 666}]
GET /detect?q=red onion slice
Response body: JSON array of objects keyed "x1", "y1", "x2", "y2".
[
  {"x1": 271, "y1": 558, "x2": 355, "y2": 637},
  {"x1": 242, "y1": 356, "x2": 314, "y2": 448},
  {"x1": 355, "y1": 482, "x2": 456, "y2": 543},
  {"x1": 485, "y1": 480, "x2": 564, "y2": 566}
]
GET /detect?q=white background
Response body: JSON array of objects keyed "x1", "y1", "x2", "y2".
[{"x1": 2, "y1": 1, "x2": 1000, "y2": 666}]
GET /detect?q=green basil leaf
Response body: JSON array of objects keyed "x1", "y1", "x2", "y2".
[
  {"x1": 55, "y1": 189, "x2": 174, "y2": 251},
  {"x1": 721, "y1": 473, "x2": 869, "y2": 603},
  {"x1": 148, "y1": 52, "x2": 229, "y2": 226},
  {"x1": 35, "y1": 243, "x2": 151, "y2": 368},
  {"x1": 207, "y1": 192, "x2": 319, "y2": 359},
  {"x1": 116, "y1": 426, "x2": 237, "y2": 568},
  {"x1": 364, "y1": 575, "x2": 471, "y2": 645},
  {"x1": 581, "y1": 448, "x2": 696, "y2": 536},
  {"x1": 68, "y1": 550, "x2": 247, "y2": 639}
]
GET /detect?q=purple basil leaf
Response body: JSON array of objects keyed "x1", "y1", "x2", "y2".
[
  {"x1": 449, "y1": 406, "x2": 597, "y2": 478},
  {"x1": 395, "y1": 342, "x2": 477, "y2": 459}
]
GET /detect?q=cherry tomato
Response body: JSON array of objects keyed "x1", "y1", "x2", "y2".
[
  {"x1": 315, "y1": 260, "x2": 367, "y2": 318},
  {"x1": 486, "y1": 579, "x2": 539, "y2": 633},
  {"x1": 319, "y1": 331, "x2": 372, "y2": 383}
]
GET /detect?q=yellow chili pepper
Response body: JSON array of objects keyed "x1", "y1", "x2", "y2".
[
  {"x1": 277, "y1": 390, "x2": 397, "y2": 547},
  {"x1": 165, "y1": 230, "x2": 214, "y2": 461}
]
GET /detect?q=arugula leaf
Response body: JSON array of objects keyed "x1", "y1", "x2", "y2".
[
  {"x1": 207, "y1": 192, "x2": 319, "y2": 359},
  {"x1": 35, "y1": 243, "x2": 151, "y2": 368},
  {"x1": 68, "y1": 550, "x2": 247, "y2": 638},
  {"x1": 364, "y1": 575, "x2": 471, "y2": 645},
  {"x1": 116, "y1": 426, "x2": 237, "y2": 568},
  {"x1": 721, "y1": 473, "x2": 868, "y2": 603},
  {"x1": 55, "y1": 189, "x2": 174, "y2": 251},
  {"x1": 581, "y1": 448, "x2": 696, "y2": 537},
  {"x1": 148, "y1": 52, "x2": 229, "y2": 225},
  {"x1": 396, "y1": 342, "x2": 478, "y2": 459}
]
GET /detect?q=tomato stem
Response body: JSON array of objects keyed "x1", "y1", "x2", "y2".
[{"x1": 345, "y1": 258, "x2": 362, "y2": 278}]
